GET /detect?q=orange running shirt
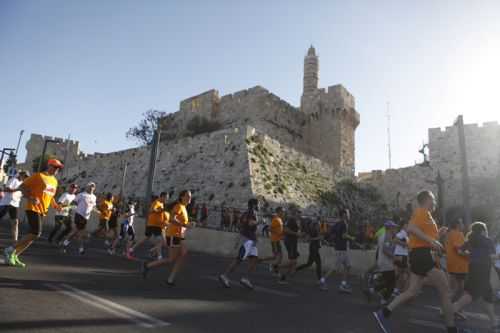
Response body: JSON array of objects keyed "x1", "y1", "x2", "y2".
[
  {"x1": 99, "y1": 200, "x2": 113, "y2": 221},
  {"x1": 408, "y1": 207, "x2": 438, "y2": 249},
  {"x1": 446, "y1": 229, "x2": 469, "y2": 274},
  {"x1": 167, "y1": 202, "x2": 188, "y2": 238},
  {"x1": 147, "y1": 199, "x2": 165, "y2": 227},
  {"x1": 23, "y1": 172, "x2": 58, "y2": 216},
  {"x1": 270, "y1": 216, "x2": 284, "y2": 242}
]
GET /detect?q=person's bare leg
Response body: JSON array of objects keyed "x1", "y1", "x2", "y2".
[
  {"x1": 387, "y1": 273, "x2": 425, "y2": 311},
  {"x1": 131, "y1": 236, "x2": 151, "y2": 253},
  {"x1": 167, "y1": 245, "x2": 187, "y2": 283},
  {"x1": 480, "y1": 299, "x2": 497, "y2": 328},
  {"x1": 224, "y1": 259, "x2": 240, "y2": 276},
  {"x1": 11, "y1": 218, "x2": 19, "y2": 242},
  {"x1": 148, "y1": 245, "x2": 177, "y2": 269},
  {"x1": 14, "y1": 234, "x2": 37, "y2": 256},
  {"x1": 453, "y1": 293, "x2": 472, "y2": 313},
  {"x1": 427, "y1": 268, "x2": 455, "y2": 327}
]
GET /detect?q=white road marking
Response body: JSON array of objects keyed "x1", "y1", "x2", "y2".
[
  {"x1": 203, "y1": 276, "x2": 298, "y2": 297},
  {"x1": 45, "y1": 283, "x2": 170, "y2": 328}
]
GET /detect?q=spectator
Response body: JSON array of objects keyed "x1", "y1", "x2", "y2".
[{"x1": 200, "y1": 203, "x2": 208, "y2": 227}]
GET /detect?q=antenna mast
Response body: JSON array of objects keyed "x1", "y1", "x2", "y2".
[{"x1": 387, "y1": 102, "x2": 392, "y2": 169}]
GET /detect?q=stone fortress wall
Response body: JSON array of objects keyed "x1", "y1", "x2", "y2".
[
  {"x1": 360, "y1": 121, "x2": 500, "y2": 217},
  {"x1": 55, "y1": 126, "x2": 335, "y2": 212}
]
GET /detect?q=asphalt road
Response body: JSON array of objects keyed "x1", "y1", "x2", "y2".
[{"x1": 0, "y1": 223, "x2": 498, "y2": 333}]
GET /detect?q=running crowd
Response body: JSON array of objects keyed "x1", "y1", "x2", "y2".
[{"x1": 1, "y1": 160, "x2": 500, "y2": 332}]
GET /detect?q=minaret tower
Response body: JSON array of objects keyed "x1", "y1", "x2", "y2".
[{"x1": 302, "y1": 45, "x2": 319, "y2": 102}]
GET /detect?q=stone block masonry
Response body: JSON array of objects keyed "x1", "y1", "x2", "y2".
[{"x1": 58, "y1": 126, "x2": 335, "y2": 212}]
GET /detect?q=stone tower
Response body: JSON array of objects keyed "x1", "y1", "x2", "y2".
[{"x1": 302, "y1": 45, "x2": 319, "y2": 98}]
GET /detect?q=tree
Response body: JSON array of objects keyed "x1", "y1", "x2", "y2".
[{"x1": 126, "y1": 109, "x2": 166, "y2": 145}]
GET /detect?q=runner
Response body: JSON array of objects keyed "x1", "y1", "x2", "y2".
[
  {"x1": 0, "y1": 170, "x2": 29, "y2": 243},
  {"x1": 3, "y1": 160, "x2": 63, "y2": 267},
  {"x1": 452, "y1": 222, "x2": 499, "y2": 331},
  {"x1": 278, "y1": 215, "x2": 301, "y2": 285},
  {"x1": 142, "y1": 190, "x2": 191, "y2": 286},
  {"x1": 296, "y1": 218, "x2": 327, "y2": 290},
  {"x1": 373, "y1": 190, "x2": 457, "y2": 333},
  {"x1": 48, "y1": 183, "x2": 78, "y2": 244},
  {"x1": 128, "y1": 192, "x2": 169, "y2": 259},
  {"x1": 446, "y1": 219, "x2": 468, "y2": 304},
  {"x1": 374, "y1": 220, "x2": 398, "y2": 305},
  {"x1": 93, "y1": 192, "x2": 114, "y2": 242},
  {"x1": 268, "y1": 206, "x2": 285, "y2": 275},
  {"x1": 324, "y1": 208, "x2": 355, "y2": 293},
  {"x1": 218, "y1": 198, "x2": 260, "y2": 290},
  {"x1": 393, "y1": 221, "x2": 409, "y2": 296},
  {"x1": 117, "y1": 200, "x2": 137, "y2": 255},
  {"x1": 61, "y1": 182, "x2": 97, "y2": 255},
  {"x1": 106, "y1": 196, "x2": 121, "y2": 254}
]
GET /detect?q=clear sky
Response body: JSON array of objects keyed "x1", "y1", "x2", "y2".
[{"x1": 1, "y1": 1, "x2": 499, "y2": 173}]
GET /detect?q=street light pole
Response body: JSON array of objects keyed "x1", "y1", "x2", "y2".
[
  {"x1": 144, "y1": 123, "x2": 161, "y2": 216},
  {"x1": 37, "y1": 139, "x2": 63, "y2": 172},
  {"x1": 15, "y1": 130, "x2": 24, "y2": 157},
  {"x1": 455, "y1": 115, "x2": 472, "y2": 226}
]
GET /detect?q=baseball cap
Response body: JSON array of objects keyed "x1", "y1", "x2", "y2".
[
  {"x1": 47, "y1": 159, "x2": 64, "y2": 169},
  {"x1": 86, "y1": 182, "x2": 96, "y2": 188}
]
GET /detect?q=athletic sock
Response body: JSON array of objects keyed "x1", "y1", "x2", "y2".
[
  {"x1": 341, "y1": 280, "x2": 347, "y2": 286},
  {"x1": 382, "y1": 307, "x2": 392, "y2": 318},
  {"x1": 320, "y1": 277, "x2": 325, "y2": 283},
  {"x1": 63, "y1": 240, "x2": 70, "y2": 246},
  {"x1": 6, "y1": 246, "x2": 14, "y2": 253}
]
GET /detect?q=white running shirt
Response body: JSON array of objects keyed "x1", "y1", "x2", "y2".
[
  {"x1": 74, "y1": 192, "x2": 97, "y2": 220},
  {"x1": 394, "y1": 230, "x2": 409, "y2": 256},
  {"x1": 0, "y1": 178, "x2": 23, "y2": 208},
  {"x1": 55, "y1": 192, "x2": 76, "y2": 217}
]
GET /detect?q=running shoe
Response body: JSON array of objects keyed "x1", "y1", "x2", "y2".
[
  {"x1": 8, "y1": 251, "x2": 17, "y2": 267},
  {"x1": 339, "y1": 283, "x2": 353, "y2": 294},
  {"x1": 319, "y1": 280, "x2": 328, "y2": 291},
  {"x1": 278, "y1": 276, "x2": 289, "y2": 285},
  {"x1": 240, "y1": 278, "x2": 254, "y2": 290},
  {"x1": 141, "y1": 261, "x2": 150, "y2": 279},
  {"x1": 13, "y1": 254, "x2": 26, "y2": 268},
  {"x1": 218, "y1": 274, "x2": 231, "y2": 288},
  {"x1": 4, "y1": 247, "x2": 13, "y2": 265},
  {"x1": 107, "y1": 248, "x2": 115, "y2": 255},
  {"x1": 162, "y1": 280, "x2": 175, "y2": 287},
  {"x1": 373, "y1": 310, "x2": 391, "y2": 333},
  {"x1": 78, "y1": 247, "x2": 85, "y2": 255}
]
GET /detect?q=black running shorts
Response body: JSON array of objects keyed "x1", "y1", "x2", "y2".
[
  {"x1": 74, "y1": 213, "x2": 88, "y2": 230},
  {"x1": 26, "y1": 210, "x2": 42, "y2": 236},
  {"x1": 166, "y1": 236, "x2": 183, "y2": 247},
  {"x1": 409, "y1": 247, "x2": 436, "y2": 276},
  {"x1": 284, "y1": 240, "x2": 299, "y2": 260},
  {"x1": 0, "y1": 205, "x2": 18, "y2": 219},
  {"x1": 145, "y1": 226, "x2": 162, "y2": 237}
]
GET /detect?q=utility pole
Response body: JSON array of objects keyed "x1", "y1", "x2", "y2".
[
  {"x1": 37, "y1": 139, "x2": 62, "y2": 172},
  {"x1": 15, "y1": 130, "x2": 24, "y2": 158},
  {"x1": 144, "y1": 123, "x2": 161, "y2": 216},
  {"x1": 455, "y1": 115, "x2": 472, "y2": 226},
  {"x1": 386, "y1": 102, "x2": 392, "y2": 169}
]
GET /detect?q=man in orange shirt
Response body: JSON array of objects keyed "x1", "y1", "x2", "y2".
[
  {"x1": 142, "y1": 190, "x2": 192, "y2": 286},
  {"x1": 128, "y1": 192, "x2": 169, "y2": 259},
  {"x1": 268, "y1": 207, "x2": 285, "y2": 275},
  {"x1": 4, "y1": 159, "x2": 63, "y2": 267},
  {"x1": 446, "y1": 219, "x2": 469, "y2": 303},
  {"x1": 93, "y1": 192, "x2": 114, "y2": 239},
  {"x1": 373, "y1": 190, "x2": 458, "y2": 333}
]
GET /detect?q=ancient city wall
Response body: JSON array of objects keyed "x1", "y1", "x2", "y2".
[
  {"x1": 361, "y1": 121, "x2": 500, "y2": 219},
  {"x1": 159, "y1": 85, "x2": 358, "y2": 176},
  {"x1": 24, "y1": 133, "x2": 81, "y2": 170}
]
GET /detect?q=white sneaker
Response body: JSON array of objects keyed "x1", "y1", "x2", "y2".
[
  {"x1": 319, "y1": 280, "x2": 328, "y2": 291},
  {"x1": 104, "y1": 240, "x2": 111, "y2": 247},
  {"x1": 339, "y1": 283, "x2": 353, "y2": 294},
  {"x1": 78, "y1": 247, "x2": 85, "y2": 255},
  {"x1": 218, "y1": 274, "x2": 230, "y2": 288},
  {"x1": 240, "y1": 278, "x2": 254, "y2": 290}
]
